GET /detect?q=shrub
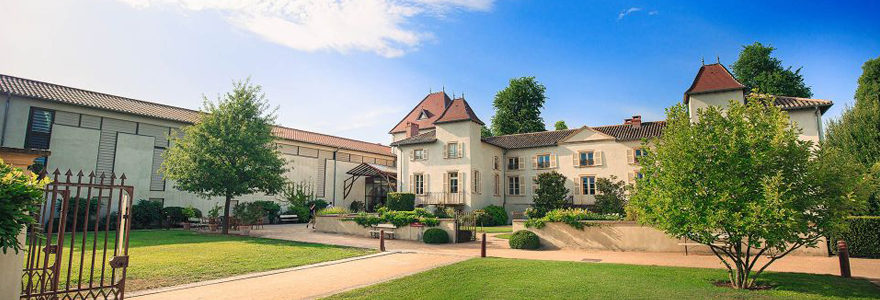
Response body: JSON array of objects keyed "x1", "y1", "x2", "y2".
[
  {"x1": 349, "y1": 209, "x2": 439, "y2": 228},
  {"x1": 233, "y1": 202, "x2": 265, "y2": 225},
  {"x1": 251, "y1": 200, "x2": 282, "y2": 223},
  {"x1": 839, "y1": 216, "x2": 880, "y2": 258},
  {"x1": 163, "y1": 206, "x2": 201, "y2": 225},
  {"x1": 349, "y1": 200, "x2": 364, "y2": 212},
  {"x1": 279, "y1": 180, "x2": 315, "y2": 208},
  {"x1": 532, "y1": 171, "x2": 570, "y2": 217},
  {"x1": 132, "y1": 199, "x2": 163, "y2": 229},
  {"x1": 307, "y1": 199, "x2": 329, "y2": 210},
  {"x1": 524, "y1": 208, "x2": 621, "y2": 230},
  {"x1": 479, "y1": 205, "x2": 508, "y2": 226},
  {"x1": 285, "y1": 206, "x2": 310, "y2": 223},
  {"x1": 508, "y1": 230, "x2": 540, "y2": 249},
  {"x1": 1, "y1": 160, "x2": 49, "y2": 253},
  {"x1": 386, "y1": 193, "x2": 415, "y2": 211},
  {"x1": 318, "y1": 207, "x2": 351, "y2": 215},
  {"x1": 423, "y1": 228, "x2": 449, "y2": 244},
  {"x1": 595, "y1": 176, "x2": 628, "y2": 215}
]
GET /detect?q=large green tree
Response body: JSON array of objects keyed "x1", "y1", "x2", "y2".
[
  {"x1": 162, "y1": 80, "x2": 287, "y2": 234},
  {"x1": 825, "y1": 56, "x2": 880, "y2": 215},
  {"x1": 629, "y1": 94, "x2": 862, "y2": 289},
  {"x1": 531, "y1": 171, "x2": 569, "y2": 217},
  {"x1": 730, "y1": 42, "x2": 812, "y2": 98},
  {"x1": 554, "y1": 120, "x2": 568, "y2": 130},
  {"x1": 490, "y1": 77, "x2": 547, "y2": 136}
]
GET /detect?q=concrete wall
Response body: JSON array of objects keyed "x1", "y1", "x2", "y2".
[
  {"x1": 788, "y1": 108, "x2": 823, "y2": 145},
  {"x1": 687, "y1": 89, "x2": 746, "y2": 120},
  {"x1": 512, "y1": 220, "x2": 828, "y2": 256},
  {"x1": 314, "y1": 215, "x2": 456, "y2": 242},
  {"x1": 0, "y1": 232, "x2": 25, "y2": 300}
]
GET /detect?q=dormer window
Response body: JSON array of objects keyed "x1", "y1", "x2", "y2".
[{"x1": 417, "y1": 110, "x2": 429, "y2": 120}]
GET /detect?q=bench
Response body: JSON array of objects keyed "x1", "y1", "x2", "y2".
[
  {"x1": 369, "y1": 224, "x2": 396, "y2": 239},
  {"x1": 280, "y1": 214, "x2": 299, "y2": 223}
]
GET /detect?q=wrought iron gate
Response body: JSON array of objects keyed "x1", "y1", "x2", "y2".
[
  {"x1": 454, "y1": 211, "x2": 477, "y2": 243},
  {"x1": 21, "y1": 169, "x2": 134, "y2": 300}
]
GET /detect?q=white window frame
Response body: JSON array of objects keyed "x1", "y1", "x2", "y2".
[
  {"x1": 537, "y1": 154, "x2": 551, "y2": 169},
  {"x1": 508, "y1": 176, "x2": 521, "y2": 195},
  {"x1": 507, "y1": 157, "x2": 520, "y2": 170},
  {"x1": 580, "y1": 175, "x2": 597, "y2": 195},
  {"x1": 579, "y1": 151, "x2": 595, "y2": 167},
  {"x1": 413, "y1": 173, "x2": 425, "y2": 195},
  {"x1": 414, "y1": 149, "x2": 426, "y2": 160},
  {"x1": 448, "y1": 171, "x2": 459, "y2": 194}
]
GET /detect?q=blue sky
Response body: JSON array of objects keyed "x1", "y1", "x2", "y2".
[{"x1": 1, "y1": 0, "x2": 878, "y2": 144}]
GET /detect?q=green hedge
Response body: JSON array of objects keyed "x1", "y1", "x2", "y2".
[
  {"x1": 509, "y1": 230, "x2": 540, "y2": 250},
  {"x1": 387, "y1": 193, "x2": 415, "y2": 211},
  {"x1": 479, "y1": 205, "x2": 508, "y2": 226},
  {"x1": 423, "y1": 228, "x2": 449, "y2": 244},
  {"x1": 840, "y1": 216, "x2": 880, "y2": 258},
  {"x1": 132, "y1": 199, "x2": 164, "y2": 229}
]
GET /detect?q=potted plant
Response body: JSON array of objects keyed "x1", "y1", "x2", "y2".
[
  {"x1": 237, "y1": 203, "x2": 264, "y2": 235},
  {"x1": 182, "y1": 206, "x2": 197, "y2": 230},
  {"x1": 208, "y1": 204, "x2": 221, "y2": 231}
]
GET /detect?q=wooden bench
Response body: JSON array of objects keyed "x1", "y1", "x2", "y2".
[
  {"x1": 369, "y1": 224, "x2": 396, "y2": 239},
  {"x1": 280, "y1": 214, "x2": 299, "y2": 223}
]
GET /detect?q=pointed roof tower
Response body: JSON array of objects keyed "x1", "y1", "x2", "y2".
[
  {"x1": 389, "y1": 91, "x2": 453, "y2": 134},
  {"x1": 683, "y1": 63, "x2": 746, "y2": 103},
  {"x1": 434, "y1": 97, "x2": 484, "y2": 125}
]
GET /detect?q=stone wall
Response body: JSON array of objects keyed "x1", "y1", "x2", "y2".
[
  {"x1": 315, "y1": 215, "x2": 456, "y2": 242},
  {"x1": 512, "y1": 220, "x2": 828, "y2": 256}
]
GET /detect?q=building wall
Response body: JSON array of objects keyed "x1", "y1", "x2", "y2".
[
  {"x1": 788, "y1": 108, "x2": 822, "y2": 145},
  {"x1": 687, "y1": 89, "x2": 745, "y2": 120},
  {"x1": 1, "y1": 96, "x2": 393, "y2": 213}
]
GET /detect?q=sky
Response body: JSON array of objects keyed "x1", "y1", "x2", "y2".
[{"x1": 1, "y1": 0, "x2": 878, "y2": 144}]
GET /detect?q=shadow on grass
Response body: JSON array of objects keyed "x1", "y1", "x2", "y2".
[
  {"x1": 755, "y1": 272, "x2": 880, "y2": 299},
  {"x1": 44, "y1": 229, "x2": 366, "y2": 251}
]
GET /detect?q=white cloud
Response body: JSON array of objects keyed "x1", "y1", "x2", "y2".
[
  {"x1": 116, "y1": 0, "x2": 493, "y2": 57},
  {"x1": 617, "y1": 7, "x2": 642, "y2": 20}
]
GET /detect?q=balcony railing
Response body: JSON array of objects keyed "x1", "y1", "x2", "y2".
[{"x1": 415, "y1": 192, "x2": 465, "y2": 206}]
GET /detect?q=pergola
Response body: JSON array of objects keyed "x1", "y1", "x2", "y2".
[{"x1": 343, "y1": 163, "x2": 397, "y2": 200}]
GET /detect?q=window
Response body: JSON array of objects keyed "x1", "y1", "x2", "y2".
[
  {"x1": 25, "y1": 108, "x2": 54, "y2": 149},
  {"x1": 507, "y1": 157, "x2": 520, "y2": 170},
  {"x1": 537, "y1": 154, "x2": 551, "y2": 169},
  {"x1": 414, "y1": 149, "x2": 426, "y2": 160},
  {"x1": 578, "y1": 151, "x2": 595, "y2": 167},
  {"x1": 634, "y1": 148, "x2": 647, "y2": 163},
  {"x1": 473, "y1": 170, "x2": 480, "y2": 194},
  {"x1": 493, "y1": 156, "x2": 499, "y2": 170},
  {"x1": 448, "y1": 172, "x2": 459, "y2": 193},
  {"x1": 417, "y1": 110, "x2": 429, "y2": 120},
  {"x1": 494, "y1": 174, "x2": 500, "y2": 195},
  {"x1": 508, "y1": 176, "x2": 521, "y2": 195},
  {"x1": 413, "y1": 174, "x2": 425, "y2": 195},
  {"x1": 446, "y1": 142, "x2": 459, "y2": 158},
  {"x1": 581, "y1": 176, "x2": 597, "y2": 195}
]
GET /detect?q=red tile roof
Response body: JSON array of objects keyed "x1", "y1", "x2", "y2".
[
  {"x1": 764, "y1": 95, "x2": 833, "y2": 113},
  {"x1": 593, "y1": 121, "x2": 666, "y2": 141},
  {"x1": 388, "y1": 91, "x2": 452, "y2": 134},
  {"x1": 0, "y1": 74, "x2": 392, "y2": 157},
  {"x1": 434, "y1": 98, "x2": 484, "y2": 125},
  {"x1": 482, "y1": 129, "x2": 579, "y2": 149},
  {"x1": 684, "y1": 63, "x2": 746, "y2": 103}
]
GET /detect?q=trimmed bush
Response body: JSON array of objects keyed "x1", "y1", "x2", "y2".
[
  {"x1": 479, "y1": 205, "x2": 508, "y2": 226},
  {"x1": 163, "y1": 206, "x2": 202, "y2": 225},
  {"x1": 132, "y1": 199, "x2": 164, "y2": 229},
  {"x1": 386, "y1": 193, "x2": 415, "y2": 211},
  {"x1": 318, "y1": 207, "x2": 351, "y2": 216},
  {"x1": 252, "y1": 200, "x2": 282, "y2": 223},
  {"x1": 840, "y1": 216, "x2": 880, "y2": 258},
  {"x1": 423, "y1": 228, "x2": 449, "y2": 244},
  {"x1": 508, "y1": 230, "x2": 540, "y2": 249},
  {"x1": 285, "y1": 206, "x2": 310, "y2": 223}
]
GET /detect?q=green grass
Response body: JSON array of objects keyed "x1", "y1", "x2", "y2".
[
  {"x1": 475, "y1": 226, "x2": 512, "y2": 233},
  {"x1": 24, "y1": 230, "x2": 374, "y2": 292},
  {"x1": 327, "y1": 258, "x2": 880, "y2": 300},
  {"x1": 494, "y1": 233, "x2": 512, "y2": 239}
]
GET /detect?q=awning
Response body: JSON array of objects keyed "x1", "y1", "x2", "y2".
[{"x1": 346, "y1": 163, "x2": 396, "y2": 177}]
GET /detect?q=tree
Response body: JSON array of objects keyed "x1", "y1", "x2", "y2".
[
  {"x1": 481, "y1": 125, "x2": 493, "y2": 138},
  {"x1": 594, "y1": 176, "x2": 627, "y2": 215},
  {"x1": 1, "y1": 159, "x2": 50, "y2": 253},
  {"x1": 162, "y1": 80, "x2": 286, "y2": 234},
  {"x1": 532, "y1": 171, "x2": 569, "y2": 217},
  {"x1": 825, "y1": 56, "x2": 880, "y2": 215},
  {"x1": 554, "y1": 120, "x2": 568, "y2": 130},
  {"x1": 629, "y1": 94, "x2": 861, "y2": 289},
  {"x1": 490, "y1": 77, "x2": 547, "y2": 136},
  {"x1": 730, "y1": 42, "x2": 812, "y2": 98}
]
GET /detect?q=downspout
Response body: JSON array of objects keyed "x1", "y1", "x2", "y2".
[
  {"x1": 332, "y1": 148, "x2": 339, "y2": 206},
  {"x1": 0, "y1": 91, "x2": 11, "y2": 147},
  {"x1": 501, "y1": 149, "x2": 508, "y2": 209},
  {"x1": 815, "y1": 106, "x2": 824, "y2": 143}
]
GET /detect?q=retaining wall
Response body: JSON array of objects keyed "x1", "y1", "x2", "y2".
[{"x1": 315, "y1": 215, "x2": 456, "y2": 242}]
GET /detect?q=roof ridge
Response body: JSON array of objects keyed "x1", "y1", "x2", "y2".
[
  {"x1": 388, "y1": 91, "x2": 450, "y2": 134},
  {"x1": 0, "y1": 73, "x2": 202, "y2": 115},
  {"x1": 592, "y1": 120, "x2": 666, "y2": 128},
  {"x1": 486, "y1": 128, "x2": 578, "y2": 139},
  {"x1": 273, "y1": 125, "x2": 390, "y2": 147}
]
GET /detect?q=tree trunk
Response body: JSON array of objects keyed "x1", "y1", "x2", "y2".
[{"x1": 222, "y1": 194, "x2": 232, "y2": 234}]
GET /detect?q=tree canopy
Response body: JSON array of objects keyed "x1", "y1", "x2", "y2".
[
  {"x1": 531, "y1": 171, "x2": 570, "y2": 217},
  {"x1": 730, "y1": 42, "x2": 812, "y2": 98},
  {"x1": 629, "y1": 94, "x2": 862, "y2": 289},
  {"x1": 162, "y1": 80, "x2": 287, "y2": 234},
  {"x1": 824, "y1": 56, "x2": 880, "y2": 215},
  {"x1": 490, "y1": 77, "x2": 547, "y2": 136},
  {"x1": 554, "y1": 120, "x2": 568, "y2": 130}
]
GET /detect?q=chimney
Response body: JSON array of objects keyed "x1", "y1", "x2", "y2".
[
  {"x1": 407, "y1": 122, "x2": 419, "y2": 138},
  {"x1": 631, "y1": 115, "x2": 642, "y2": 128}
]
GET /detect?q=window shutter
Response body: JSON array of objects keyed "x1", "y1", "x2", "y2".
[
  {"x1": 518, "y1": 176, "x2": 524, "y2": 195},
  {"x1": 424, "y1": 149, "x2": 428, "y2": 160},
  {"x1": 518, "y1": 157, "x2": 525, "y2": 170},
  {"x1": 627, "y1": 149, "x2": 635, "y2": 164},
  {"x1": 410, "y1": 149, "x2": 415, "y2": 161},
  {"x1": 458, "y1": 142, "x2": 464, "y2": 158},
  {"x1": 573, "y1": 178, "x2": 581, "y2": 195},
  {"x1": 459, "y1": 171, "x2": 465, "y2": 194},
  {"x1": 531, "y1": 176, "x2": 538, "y2": 194},
  {"x1": 425, "y1": 174, "x2": 431, "y2": 193},
  {"x1": 596, "y1": 151, "x2": 605, "y2": 166},
  {"x1": 443, "y1": 173, "x2": 449, "y2": 193},
  {"x1": 550, "y1": 154, "x2": 557, "y2": 168},
  {"x1": 443, "y1": 144, "x2": 449, "y2": 159},
  {"x1": 532, "y1": 155, "x2": 538, "y2": 169},
  {"x1": 409, "y1": 174, "x2": 414, "y2": 192},
  {"x1": 572, "y1": 152, "x2": 580, "y2": 167}
]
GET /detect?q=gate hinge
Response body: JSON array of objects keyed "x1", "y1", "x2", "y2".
[{"x1": 110, "y1": 256, "x2": 129, "y2": 268}]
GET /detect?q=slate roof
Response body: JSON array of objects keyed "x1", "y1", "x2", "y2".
[
  {"x1": 482, "y1": 129, "x2": 579, "y2": 149},
  {"x1": 0, "y1": 73, "x2": 392, "y2": 156},
  {"x1": 684, "y1": 63, "x2": 746, "y2": 103},
  {"x1": 593, "y1": 121, "x2": 666, "y2": 141},
  {"x1": 434, "y1": 98, "x2": 484, "y2": 125},
  {"x1": 389, "y1": 130, "x2": 437, "y2": 146}
]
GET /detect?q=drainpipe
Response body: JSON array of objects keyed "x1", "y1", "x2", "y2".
[
  {"x1": 501, "y1": 149, "x2": 508, "y2": 209},
  {"x1": 0, "y1": 91, "x2": 11, "y2": 147},
  {"x1": 332, "y1": 148, "x2": 339, "y2": 206},
  {"x1": 815, "y1": 106, "x2": 824, "y2": 143}
]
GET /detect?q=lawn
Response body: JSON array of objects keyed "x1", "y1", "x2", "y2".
[
  {"x1": 26, "y1": 230, "x2": 374, "y2": 292},
  {"x1": 494, "y1": 233, "x2": 512, "y2": 239},
  {"x1": 327, "y1": 258, "x2": 880, "y2": 300},
  {"x1": 475, "y1": 225, "x2": 512, "y2": 233}
]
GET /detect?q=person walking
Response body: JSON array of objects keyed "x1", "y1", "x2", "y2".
[{"x1": 307, "y1": 203, "x2": 317, "y2": 229}]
